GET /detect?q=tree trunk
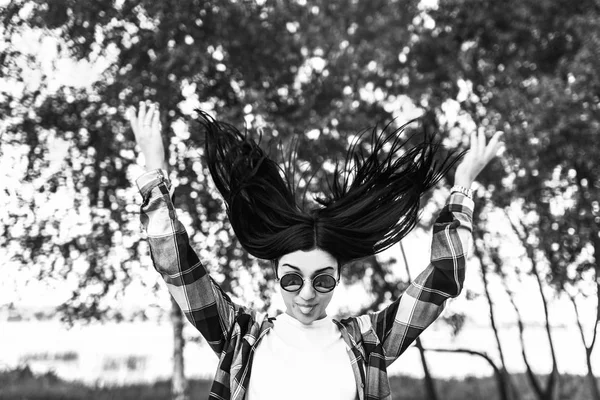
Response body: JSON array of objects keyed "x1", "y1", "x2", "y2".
[
  {"x1": 400, "y1": 242, "x2": 439, "y2": 400},
  {"x1": 508, "y1": 216, "x2": 560, "y2": 400},
  {"x1": 473, "y1": 237, "x2": 516, "y2": 400},
  {"x1": 415, "y1": 338, "x2": 439, "y2": 400},
  {"x1": 572, "y1": 165, "x2": 600, "y2": 400},
  {"x1": 171, "y1": 296, "x2": 189, "y2": 400},
  {"x1": 589, "y1": 234, "x2": 600, "y2": 400},
  {"x1": 423, "y1": 347, "x2": 506, "y2": 396},
  {"x1": 568, "y1": 292, "x2": 599, "y2": 400},
  {"x1": 586, "y1": 352, "x2": 600, "y2": 400},
  {"x1": 499, "y1": 263, "x2": 544, "y2": 398}
]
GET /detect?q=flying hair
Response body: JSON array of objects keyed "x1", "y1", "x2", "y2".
[{"x1": 197, "y1": 110, "x2": 463, "y2": 265}]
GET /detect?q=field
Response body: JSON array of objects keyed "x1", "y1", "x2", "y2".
[
  {"x1": 3, "y1": 320, "x2": 595, "y2": 385},
  {"x1": 0, "y1": 367, "x2": 597, "y2": 400}
]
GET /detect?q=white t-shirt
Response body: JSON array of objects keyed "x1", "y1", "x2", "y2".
[{"x1": 247, "y1": 313, "x2": 358, "y2": 400}]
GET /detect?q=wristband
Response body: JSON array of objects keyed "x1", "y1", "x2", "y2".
[{"x1": 450, "y1": 185, "x2": 474, "y2": 199}]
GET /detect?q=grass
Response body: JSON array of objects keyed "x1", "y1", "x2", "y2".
[
  {"x1": 0, "y1": 366, "x2": 597, "y2": 400},
  {"x1": 0, "y1": 367, "x2": 212, "y2": 400}
]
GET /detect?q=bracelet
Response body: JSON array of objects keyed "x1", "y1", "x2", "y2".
[{"x1": 450, "y1": 185, "x2": 474, "y2": 199}]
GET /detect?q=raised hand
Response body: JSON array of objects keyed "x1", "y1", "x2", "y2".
[
  {"x1": 454, "y1": 130, "x2": 505, "y2": 188},
  {"x1": 126, "y1": 101, "x2": 166, "y2": 171}
]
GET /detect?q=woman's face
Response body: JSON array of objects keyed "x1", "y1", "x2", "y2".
[{"x1": 277, "y1": 248, "x2": 339, "y2": 325}]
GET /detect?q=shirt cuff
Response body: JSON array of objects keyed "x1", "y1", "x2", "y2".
[
  {"x1": 448, "y1": 191, "x2": 475, "y2": 217},
  {"x1": 135, "y1": 169, "x2": 170, "y2": 199}
]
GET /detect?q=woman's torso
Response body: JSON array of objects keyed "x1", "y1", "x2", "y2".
[{"x1": 246, "y1": 313, "x2": 358, "y2": 400}]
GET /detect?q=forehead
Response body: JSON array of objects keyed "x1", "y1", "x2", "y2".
[{"x1": 278, "y1": 249, "x2": 337, "y2": 275}]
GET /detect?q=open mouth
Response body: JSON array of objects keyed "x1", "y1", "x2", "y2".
[{"x1": 297, "y1": 304, "x2": 315, "y2": 315}]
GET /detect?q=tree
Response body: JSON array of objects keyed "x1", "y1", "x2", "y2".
[
  {"x1": 413, "y1": 0, "x2": 600, "y2": 397},
  {"x1": 2, "y1": 0, "x2": 450, "y2": 396},
  {"x1": 472, "y1": 203, "x2": 520, "y2": 400},
  {"x1": 7, "y1": 0, "x2": 599, "y2": 397}
]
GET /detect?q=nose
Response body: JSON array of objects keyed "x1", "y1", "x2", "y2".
[{"x1": 298, "y1": 280, "x2": 316, "y2": 301}]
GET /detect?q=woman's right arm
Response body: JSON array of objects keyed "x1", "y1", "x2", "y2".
[{"x1": 128, "y1": 102, "x2": 245, "y2": 355}]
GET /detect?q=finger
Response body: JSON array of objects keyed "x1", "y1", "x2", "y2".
[
  {"x1": 138, "y1": 101, "x2": 146, "y2": 123},
  {"x1": 485, "y1": 131, "x2": 504, "y2": 159},
  {"x1": 478, "y1": 130, "x2": 486, "y2": 157},
  {"x1": 470, "y1": 131, "x2": 478, "y2": 155},
  {"x1": 127, "y1": 107, "x2": 139, "y2": 136},
  {"x1": 144, "y1": 103, "x2": 156, "y2": 128},
  {"x1": 461, "y1": 148, "x2": 472, "y2": 164},
  {"x1": 494, "y1": 140, "x2": 506, "y2": 157},
  {"x1": 152, "y1": 105, "x2": 161, "y2": 133},
  {"x1": 488, "y1": 131, "x2": 503, "y2": 146},
  {"x1": 126, "y1": 107, "x2": 136, "y2": 123}
]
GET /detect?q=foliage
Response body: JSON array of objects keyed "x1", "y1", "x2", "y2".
[
  {"x1": 1, "y1": 367, "x2": 598, "y2": 400},
  {"x1": 424, "y1": 0, "x2": 600, "y2": 292},
  {"x1": 2, "y1": 2, "x2": 599, "y2": 391},
  {"x1": 2, "y1": 0, "x2": 456, "y2": 322}
]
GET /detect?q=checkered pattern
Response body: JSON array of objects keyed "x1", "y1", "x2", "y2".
[{"x1": 137, "y1": 169, "x2": 473, "y2": 400}]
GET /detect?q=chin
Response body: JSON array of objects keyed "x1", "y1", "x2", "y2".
[
  {"x1": 292, "y1": 307, "x2": 322, "y2": 324},
  {"x1": 295, "y1": 313, "x2": 316, "y2": 324}
]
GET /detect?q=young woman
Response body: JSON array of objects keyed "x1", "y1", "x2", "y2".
[{"x1": 127, "y1": 101, "x2": 503, "y2": 400}]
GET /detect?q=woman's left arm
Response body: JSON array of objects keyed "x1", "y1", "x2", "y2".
[{"x1": 364, "y1": 130, "x2": 504, "y2": 366}]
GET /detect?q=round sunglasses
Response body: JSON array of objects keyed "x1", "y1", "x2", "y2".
[{"x1": 277, "y1": 272, "x2": 338, "y2": 293}]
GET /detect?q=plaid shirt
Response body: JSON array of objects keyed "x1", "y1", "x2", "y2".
[{"x1": 137, "y1": 169, "x2": 474, "y2": 400}]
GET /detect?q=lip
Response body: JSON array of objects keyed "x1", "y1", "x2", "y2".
[{"x1": 296, "y1": 304, "x2": 316, "y2": 314}]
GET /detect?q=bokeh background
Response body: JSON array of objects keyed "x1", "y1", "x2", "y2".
[{"x1": 1, "y1": 0, "x2": 599, "y2": 399}]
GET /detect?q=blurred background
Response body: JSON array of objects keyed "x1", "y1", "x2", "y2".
[{"x1": 1, "y1": 0, "x2": 599, "y2": 399}]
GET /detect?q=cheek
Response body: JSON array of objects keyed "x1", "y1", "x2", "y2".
[
  {"x1": 280, "y1": 290, "x2": 295, "y2": 307},
  {"x1": 316, "y1": 292, "x2": 334, "y2": 308}
]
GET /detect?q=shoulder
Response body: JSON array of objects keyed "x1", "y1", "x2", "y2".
[
  {"x1": 238, "y1": 309, "x2": 275, "y2": 334},
  {"x1": 336, "y1": 314, "x2": 374, "y2": 339}
]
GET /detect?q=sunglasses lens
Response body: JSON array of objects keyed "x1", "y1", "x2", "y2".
[
  {"x1": 280, "y1": 274, "x2": 303, "y2": 292},
  {"x1": 313, "y1": 275, "x2": 337, "y2": 293}
]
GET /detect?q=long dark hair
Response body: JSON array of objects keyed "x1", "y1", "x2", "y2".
[{"x1": 198, "y1": 110, "x2": 462, "y2": 265}]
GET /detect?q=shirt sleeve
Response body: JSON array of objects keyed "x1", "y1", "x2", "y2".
[
  {"x1": 136, "y1": 169, "x2": 248, "y2": 356},
  {"x1": 366, "y1": 192, "x2": 474, "y2": 367}
]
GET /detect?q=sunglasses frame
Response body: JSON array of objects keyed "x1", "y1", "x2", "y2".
[{"x1": 277, "y1": 272, "x2": 339, "y2": 294}]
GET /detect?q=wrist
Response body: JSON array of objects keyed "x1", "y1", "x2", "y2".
[
  {"x1": 145, "y1": 160, "x2": 168, "y2": 172},
  {"x1": 450, "y1": 185, "x2": 474, "y2": 199},
  {"x1": 136, "y1": 168, "x2": 170, "y2": 198},
  {"x1": 453, "y1": 175, "x2": 474, "y2": 189}
]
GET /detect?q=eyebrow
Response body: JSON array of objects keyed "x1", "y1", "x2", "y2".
[{"x1": 281, "y1": 263, "x2": 335, "y2": 276}]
